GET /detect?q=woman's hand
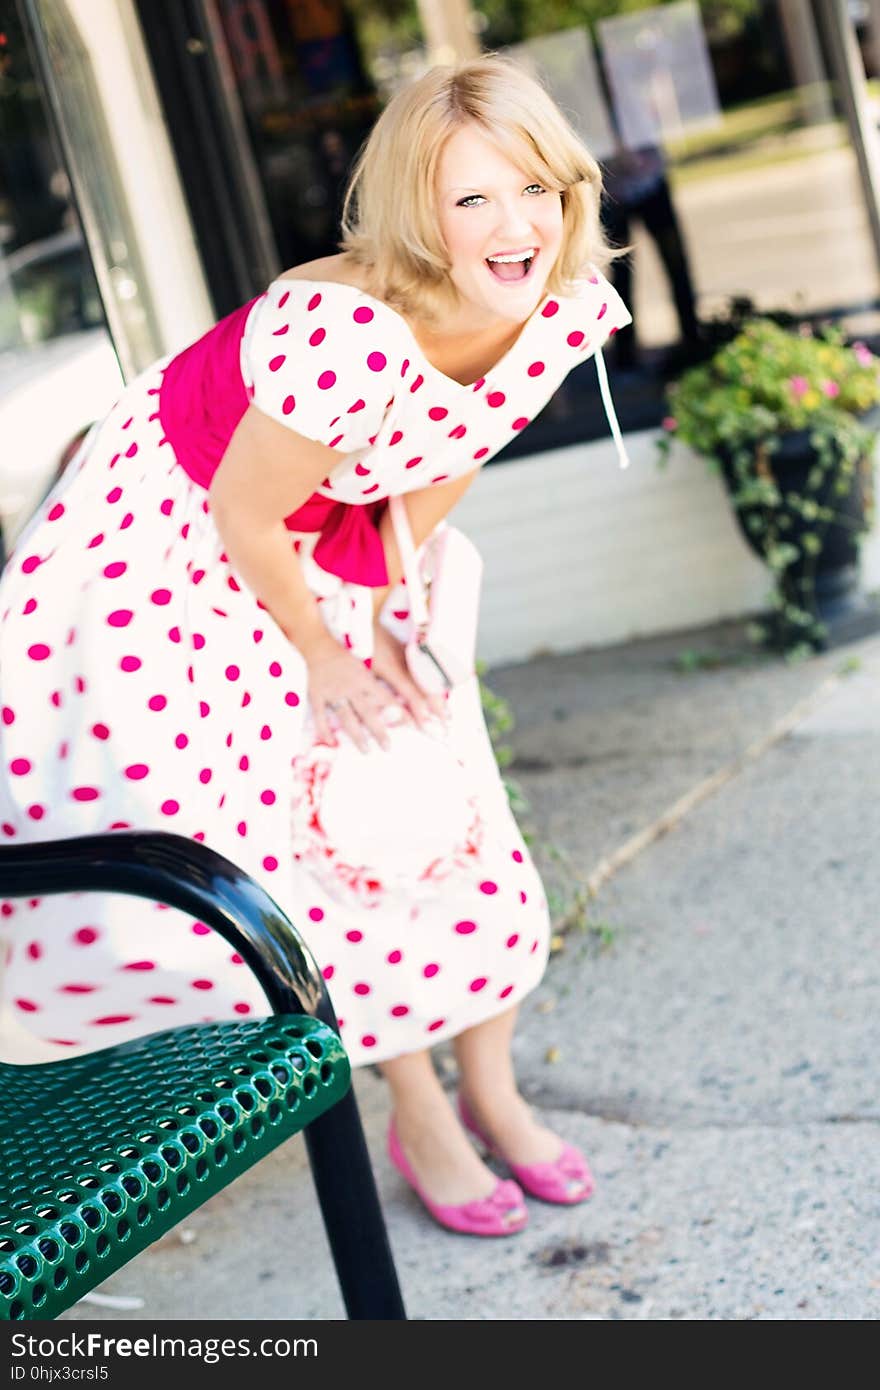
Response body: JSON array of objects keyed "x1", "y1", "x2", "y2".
[
  {"x1": 370, "y1": 622, "x2": 447, "y2": 728},
  {"x1": 305, "y1": 634, "x2": 401, "y2": 752}
]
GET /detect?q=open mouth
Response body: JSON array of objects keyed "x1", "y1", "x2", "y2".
[{"x1": 484, "y1": 247, "x2": 538, "y2": 284}]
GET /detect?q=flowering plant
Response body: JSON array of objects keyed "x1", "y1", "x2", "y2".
[{"x1": 658, "y1": 317, "x2": 880, "y2": 653}]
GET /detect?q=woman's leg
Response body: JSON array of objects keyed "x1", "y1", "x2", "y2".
[
  {"x1": 380, "y1": 1048, "x2": 501, "y2": 1204},
  {"x1": 453, "y1": 1006, "x2": 566, "y2": 1165}
]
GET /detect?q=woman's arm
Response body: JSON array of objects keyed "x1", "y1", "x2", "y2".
[
  {"x1": 371, "y1": 469, "x2": 481, "y2": 618},
  {"x1": 209, "y1": 404, "x2": 399, "y2": 749}
]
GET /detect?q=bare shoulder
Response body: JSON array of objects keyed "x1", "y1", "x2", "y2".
[{"x1": 277, "y1": 253, "x2": 373, "y2": 294}]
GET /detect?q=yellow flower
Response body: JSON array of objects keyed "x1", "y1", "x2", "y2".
[{"x1": 802, "y1": 390, "x2": 821, "y2": 410}]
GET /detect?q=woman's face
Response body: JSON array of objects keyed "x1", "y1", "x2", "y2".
[{"x1": 434, "y1": 122, "x2": 565, "y2": 328}]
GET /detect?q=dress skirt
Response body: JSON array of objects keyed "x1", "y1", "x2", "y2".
[{"x1": 0, "y1": 362, "x2": 551, "y2": 1066}]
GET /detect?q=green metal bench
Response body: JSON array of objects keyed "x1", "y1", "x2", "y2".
[{"x1": 0, "y1": 831, "x2": 405, "y2": 1321}]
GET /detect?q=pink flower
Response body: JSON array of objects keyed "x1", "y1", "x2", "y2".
[
  {"x1": 853, "y1": 342, "x2": 874, "y2": 367},
  {"x1": 789, "y1": 375, "x2": 809, "y2": 399},
  {"x1": 662, "y1": 416, "x2": 678, "y2": 431},
  {"x1": 821, "y1": 379, "x2": 840, "y2": 398}
]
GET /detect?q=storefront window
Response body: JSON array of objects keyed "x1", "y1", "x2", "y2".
[{"x1": 0, "y1": 0, "x2": 121, "y2": 555}]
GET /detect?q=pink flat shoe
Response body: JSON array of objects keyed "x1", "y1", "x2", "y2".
[
  {"x1": 387, "y1": 1117, "x2": 528, "y2": 1237},
  {"x1": 458, "y1": 1095, "x2": 595, "y2": 1206}
]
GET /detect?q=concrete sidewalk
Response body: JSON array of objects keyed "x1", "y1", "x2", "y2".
[{"x1": 59, "y1": 620, "x2": 880, "y2": 1322}]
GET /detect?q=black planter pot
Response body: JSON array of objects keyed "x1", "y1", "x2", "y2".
[{"x1": 716, "y1": 416, "x2": 879, "y2": 648}]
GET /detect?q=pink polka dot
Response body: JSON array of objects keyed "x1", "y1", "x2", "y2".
[
  {"x1": 225, "y1": 664, "x2": 240, "y2": 681},
  {"x1": 469, "y1": 977, "x2": 488, "y2": 992},
  {"x1": 506, "y1": 933, "x2": 519, "y2": 949},
  {"x1": 308, "y1": 292, "x2": 321, "y2": 311},
  {"x1": 233, "y1": 1002, "x2": 251, "y2": 1015},
  {"x1": 92, "y1": 1015, "x2": 135, "y2": 1026},
  {"x1": 309, "y1": 328, "x2": 326, "y2": 347},
  {"x1": 9, "y1": 758, "x2": 31, "y2": 776},
  {"x1": 361, "y1": 1034, "x2": 377, "y2": 1048},
  {"x1": 60, "y1": 983, "x2": 94, "y2": 994},
  {"x1": 260, "y1": 789, "x2": 276, "y2": 805},
  {"x1": 390, "y1": 1005, "x2": 409, "y2": 1018},
  {"x1": 107, "y1": 609, "x2": 133, "y2": 627},
  {"x1": 278, "y1": 289, "x2": 290, "y2": 308},
  {"x1": 118, "y1": 654, "x2": 142, "y2": 674},
  {"x1": 160, "y1": 799, "x2": 180, "y2": 816},
  {"x1": 238, "y1": 755, "x2": 249, "y2": 771},
  {"x1": 151, "y1": 588, "x2": 171, "y2": 605},
  {"x1": 520, "y1": 891, "x2": 528, "y2": 904},
  {"x1": 262, "y1": 855, "x2": 278, "y2": 871},
  {"x1": 230, "y1": 953, "x2": 244, "y2": 965},
  {"x1": 285, "y1": 691, "x2": 300, "y2": 707},
  {"x1": 567, "y1": 331, "x2": 585, "y2": 347},
  {"x1": 87, "y1": 533, "x2": 104, "y2": 549},
  {"x1": 322, "y1": 965, "x2": 335, "y2": 980},
  {"x1": 15, "y1": 998, "x2": 39, "y2": 1013},
  {"x1": 410, "y1": 374, "x2": 424, "y2": 393},
  {"x1": 74, "y1": 675, "x2": 87, "y2": 694},
  {"x1": 199, "y1": 701, "x2": 211, "y2": 718},
  {"x1": 50, "y1": 691, "x2": 62, "y2": 708},
  {"x1": 479, "y1": 881, "x2": 498, "y2": 895},
  {"x1": 427, "y1": 1019, "x2": 445, "y2": 1032},
  {"x1": 260, "y1": 724, "x2": 272, "y2": 740},
  {"x1": 159, "y1": 499, "x2": 173, "y2": 517},
  {"x1": 454, "y1": 920, "x2": 477, "y2": 935},
  {"x1": 387, "y1": 949, "x2": 403, "y2": 964},
  {"x1": 122, "y1": 959, "x2": 155, "y2": 971},
  {"x1": 168, "y1": 626, "x2": 181, "y2": 643},
  {"x1": 353, "y1": 306, "x2": 373, "y2": 324},
  {"x1": 530, "y1": 939, "x2": 539, "y2": 953},
  {"x1": 198, "y1": 768, "x2": 212, "y2": 784},
  {"x1": 512, "y1": 849, "x2": 524, "y2": 863},
  {"x1": 174, "y1": 733, "x2": 188, "y2": 750},
  {"x1": 21, "y1": 555, "x2": 41, "y2": 575},
  {"x1": 26, "y1": 941, "x2": 42, "y2": 960},
  {"x1": 75, "y1": 927, "x2": 99, "y2": 945},
  {"x1": 308, "y1": 907, "x2": 324, "y2": 922},
  {"x1": 449, "y1": 423, "x2": 466, "y2": 439},
  {"x1": 269, "y1": 354, "x2": 286, "y2": 372},
  {"x1": 103, "y1": 561, "x2": 126, "y2": 579},
  {"x1": 486, "y1": 391, "x2": 505, "y2": 408},
  {"x1": 23, "y1": 599, "x2": 37, "y2": 615},
  {"x1": 542, "y1": 300, "x2": 559, "y2": 317},
  {"x1": 499, "y1": 985, "x2": 514, "y2": 999},
  {"x1": 473, "y1": 447, "x2": 490, "y2": 460},
  {"x1": 353, "y1": 982, "x2": 371, "y2": 996},
  {"x1": 346, "y1": 929, "x2": 363, "y2": 943},
  {"x1": 192, "y1": 922, "x2": 211, "y2": 936},
  {"x1": 148, "y1": 695, "x2": 167, "y2": 712},
  {"x1": 120, "y1": 512, "x2": 134, "y2": 530},
  {"x1": 125, "y1": 442, "x2": 138, "y2": 458},
  {"x1": 597, "y1": 302, "x2": 607, "y2": 320},
  {"x1": 124, "y1": 764, "x2": 149, "y2": 780},
  {"x1": 512, "y1": 417, "x2": 529, "y2": 430},
  {"x1": 192, "y1": 978, "x2": 213, "y2": 990},
  {"x1": 282, "y1": 395, "x2": 295, "y2": 414},
  {"x1": 528, "y1": 361, "x2": 545, "y2": 376},
  {"x1": 389, "y1": 430, "x2": 403, "y2": 445},
  {"x1": 405, "y1": 456, "x2": 423, "y2": 469},
  {"x1": 428, "y1": 406, "x2": 448, "y2": 421},
  {"x1": 423, "y1": 963, "x2": 440, "y2": 978},
  {"x1": 28, "y1": 644, "x2": 51, "y2": 661},
  {"x1": 191, "y1": 569, "x2": 205, "y2": 586},
  {"x1": 27, "y1": 805, "x2": 45, "y2": 821},
  {"x1": 347, "y1": 398, "x2": 365, "y2": 414},
  {"x1": 236, "y1": 821, "x2": 247, "y2": 837},
  {"x1": 367, "y1": 352, "x2": 386, "y2": 372},
  {"x1": 72, "y1": 786, "x2": 99, "y2": 801},
  {"x1": 317, "y1": 370, "x2": 336, "y2": 390},
  {"x1": 149, "y1": 996, "x2": 177, "y2": 1006},
  {"x1": 2, "y1": 824, "x2": 16, "y2": 837}
]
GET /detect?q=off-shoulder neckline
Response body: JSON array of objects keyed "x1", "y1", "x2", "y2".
[{"x1": 270, "y1": 275, "x2": 558, "y2": 391}]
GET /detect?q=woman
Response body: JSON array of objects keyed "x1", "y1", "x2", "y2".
[{"x1": 0, "y1": 55, "x2": 629, "y2": 1236}]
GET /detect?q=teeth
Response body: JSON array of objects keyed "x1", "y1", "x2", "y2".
[{"x1": 486, "y1": 250, "x2": 535, "y2": 264}]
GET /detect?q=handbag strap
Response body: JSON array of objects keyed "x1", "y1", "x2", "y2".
[{"x1": 388, "y1": 494, "x2": 429, "y2": 629}]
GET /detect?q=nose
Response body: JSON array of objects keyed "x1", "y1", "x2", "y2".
[{"x1": 491, "y1": 196, "x2": 535, "y2": 244}]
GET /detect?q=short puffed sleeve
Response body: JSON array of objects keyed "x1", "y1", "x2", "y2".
[
  {"x1": 243, "y1": 279, "x2": 401, "y2": 451},
  {"x1": 565, "y1": 266, "x2": 632, "y2": 358}
]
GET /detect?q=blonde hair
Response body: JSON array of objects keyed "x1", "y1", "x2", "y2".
[{"x1": 340, "y1": 53, "x2": 617, "y2": 325}]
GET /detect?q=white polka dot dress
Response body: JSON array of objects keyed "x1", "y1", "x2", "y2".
[{"x1": 0, "y1": 271, "x2": 631, "y2": 1065}]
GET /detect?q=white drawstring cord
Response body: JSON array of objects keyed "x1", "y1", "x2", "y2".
[{"x1": 594, "y1": 347, "x2": 631, "y2": 470}]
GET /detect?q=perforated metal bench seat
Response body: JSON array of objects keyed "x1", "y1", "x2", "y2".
[
  {"x1": 0, "y1": 1015, "x2": 349, "y2": 1320},
  {"x1": 0, "y1": 830, "x2": 405, "y2": 1320}
]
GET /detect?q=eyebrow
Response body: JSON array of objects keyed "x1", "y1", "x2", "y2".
[{"x1": 444, "y1": 180, "x2": 539, "y2": 194}]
